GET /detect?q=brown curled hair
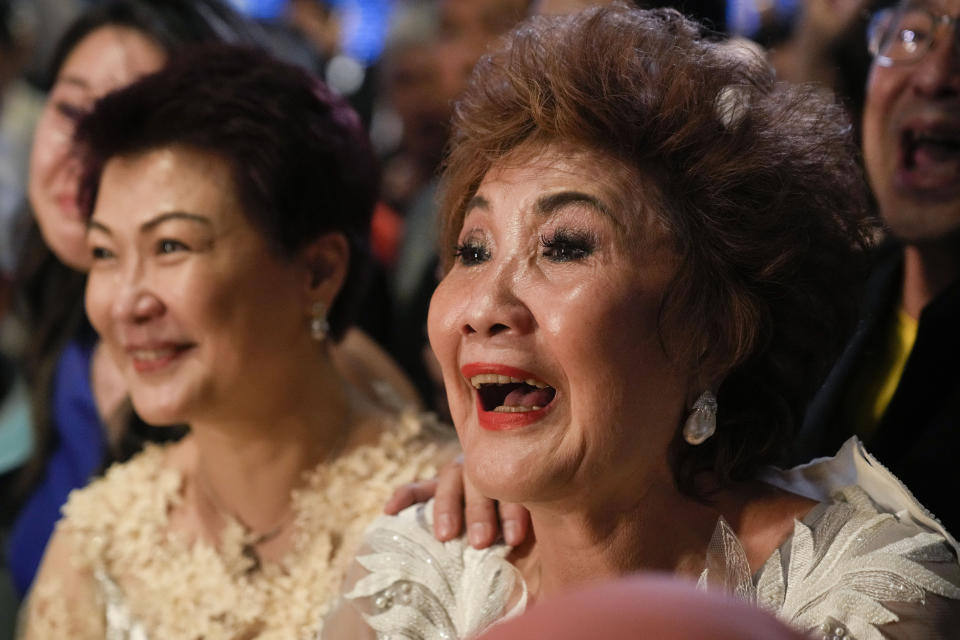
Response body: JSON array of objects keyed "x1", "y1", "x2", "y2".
[{"x1": 438, "y1": 3, "x2": 876, "y2": 493}]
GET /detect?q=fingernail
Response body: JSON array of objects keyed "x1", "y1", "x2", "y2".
[
  {"x1": 437, "y1": 513, "x2": 455, "y2": 539},
  {"x1": 503, "y1": 520, "x2": 520, "y2": 546},
  {"x1": 469, "y1": 522, "x2": 491, "y2": 547}
]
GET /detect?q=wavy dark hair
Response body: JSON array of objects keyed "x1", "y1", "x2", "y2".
[{"x1": 439, "y1": 3, "x2": 876, "y2": 493}]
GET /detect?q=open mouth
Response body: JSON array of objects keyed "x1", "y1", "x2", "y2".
[
  {"x1": 470, "y1": 373, "x2": 557, "y2": 413},
  {"x1": 903, "y1": 128, "x2": 960, "y2": 170},
  {"x1": 896, "y1": 125, "x2": 960, "y2": 196},
  {"x1": 127, "y1": 343, "x2": 194, "y2": 372}
]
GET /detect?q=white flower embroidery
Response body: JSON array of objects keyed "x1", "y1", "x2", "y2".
[
  {"x1": 347, "y1": 503, "x2": 526, "y2": 640},
  {"x1": 700, "y1": 487, "x2": 960, "y2": 640}
]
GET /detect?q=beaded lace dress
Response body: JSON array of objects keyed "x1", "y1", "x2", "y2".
[
  {"x1": 333, "y1": 438, "x2": 960, "y2": 640},
  {"x1": 20, "y1": 409, "x2": 451, "y2": 640}
]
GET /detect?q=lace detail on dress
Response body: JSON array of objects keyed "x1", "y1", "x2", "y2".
[
  {"x1": 697, "y1": 517, "x2": 754, "y2": 600},
  {"x1": 344, "y1": 501, "x2": 526, "y2": 639},
  {"x1": 699, "y1": 486, "x2": 960, "y2": 640},
  {"x1": 23, "y1": 410, "x2": 451, "y2": 640}
]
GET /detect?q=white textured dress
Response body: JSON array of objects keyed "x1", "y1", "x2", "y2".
[{"x1": 336, "y1": 439, "x2": 960, "y2": 640}]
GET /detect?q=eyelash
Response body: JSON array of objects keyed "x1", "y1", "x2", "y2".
[
  {"x1": 55, "y1": 101, "x2": 87, "y2": 122},
  {"x1": 453, "y1": 228, "x2": 596, "y2": 266},
  {"x1": 453, "y1": 240, "x2": 489, "y2": 266},
  {"x1": 539, "y1": 228, "x2": 596, "y2": 262},
  {"x1": 90, "y1": 246, "x2": 113, "y2": 261},
  {"x1": 158, "y1": 239, "x2": 188, "y2": 254}
]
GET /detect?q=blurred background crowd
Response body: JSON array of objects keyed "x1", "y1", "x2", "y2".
[{"x1": 0, "y1": 0, "x2": 932, "y2": 637}]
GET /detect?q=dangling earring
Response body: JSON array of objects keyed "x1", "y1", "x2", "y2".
[
  {"x1": 683, "y1": 391, "x2": 717, "y2": 445},
  {"x1": 310, "y1": 301, "x2": 329, "y2": 342}
]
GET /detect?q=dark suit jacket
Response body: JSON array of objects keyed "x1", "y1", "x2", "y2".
[{"x1": 794, "y1": 244, "x2": 960, "y2": 537}]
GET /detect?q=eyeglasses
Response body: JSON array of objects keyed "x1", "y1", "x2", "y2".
[{"x1": 867, "y1": 3, "x2": 960, "y2": 67}]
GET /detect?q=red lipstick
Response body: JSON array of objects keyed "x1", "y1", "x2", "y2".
[{"x1": 461, "y1": 362, "x2": 554, "y2": 431}]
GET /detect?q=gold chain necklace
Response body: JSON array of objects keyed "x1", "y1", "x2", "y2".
[{"x1": 195, "y1": 471, "x2": 299, "y2": 574}]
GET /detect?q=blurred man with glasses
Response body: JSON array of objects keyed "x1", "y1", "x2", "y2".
[{"x1": 797, "y1": 0, "x2": 960, "y2": 535}]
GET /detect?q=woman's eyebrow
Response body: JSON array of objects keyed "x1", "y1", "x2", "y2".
[
  {"x1": 139, "y1": 211, "x2": 212, "y2": 233},
  {"x1": 86, "y1": 211, "x2": 213, "y2": 235},
  {"x1": 56, "y1": 74, "x2": 90, "y2": 91},
  {"x1": 534, "y1": 191, "x2": 621, "y2": 229},
  {"x1": 86, "y1": 219, "x2": 111, "y2": 235},
  {"x1": 464, "y1": 195, "x2": 490, "y2": 216}
]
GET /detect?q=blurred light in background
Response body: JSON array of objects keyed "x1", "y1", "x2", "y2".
[
  {"x1": 727, "y1": 0, "x2": 798, "y2": 38},
  {"x1": 334, "y1": 0, "x2": 392, "y2": 65},
  {"x1": 228, "y1": 0, "x2": 290, "y2": 20},
  {"x1": 228, "y1": 0, "x2": 393, "y2": 65}
]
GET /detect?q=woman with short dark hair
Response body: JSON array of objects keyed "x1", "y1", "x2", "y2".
[
  {"x1": 331, "y1": 5, "x2": 960, "y2": 638},
  {"x1": 7, "y1": 0, "x2": 420, "y2": 602},
  {"x1": 8, "y1": 0, "x2": 260, "y2": 601},
  {"x1": 21, "y1": 46, "x2": 451, "y2": 639}
]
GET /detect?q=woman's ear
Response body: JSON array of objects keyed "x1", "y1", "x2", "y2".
[{"x1": 299, "y1": 232, "x2": 350, "y2": 308}]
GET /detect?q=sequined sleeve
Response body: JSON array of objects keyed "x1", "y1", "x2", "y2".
[{"x1": 329, "y1": 500, "x2": 526, "y2": 640}]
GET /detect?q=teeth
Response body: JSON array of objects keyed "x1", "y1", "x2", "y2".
[
  {"x1": 469, "y1": 373, "x2": 548, "y2": 389},
  {"x1": 131, "y1": 348, "x2": 176, "y2": 361},
  {"x1": 492, "y1": 405, "x2": 543, "y2": 413}
]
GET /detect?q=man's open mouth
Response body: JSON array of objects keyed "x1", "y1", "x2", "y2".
[{"x1": 902, "y1": 127, "x2": 960, "y2": 170}]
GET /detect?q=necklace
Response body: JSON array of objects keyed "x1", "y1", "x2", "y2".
[
  {"x1": 195, "y1": 471, "x2": 299, "y2": 573},
  {"x1": 55, "y1": 412, "x2": 441, "y2": 638},
  {"x1": 192, "y1": 417, "x2": 357, "y2": 574}
]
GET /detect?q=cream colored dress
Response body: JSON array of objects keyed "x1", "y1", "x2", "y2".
[
  {"x1": 21, "y1": 410, "x2": 451, "y2": 640},
  {"x1": 337, "y1": 439, "x2": 960, "y2": 639}
]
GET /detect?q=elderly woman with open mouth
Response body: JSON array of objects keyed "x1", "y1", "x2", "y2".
[{"x1": 325, "y1": 5, "x2": 960, "y2": 639}]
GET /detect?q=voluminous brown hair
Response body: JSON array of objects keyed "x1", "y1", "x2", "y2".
[{"x1": 439, "y1": 4, "x2": 875, "y2": 492}]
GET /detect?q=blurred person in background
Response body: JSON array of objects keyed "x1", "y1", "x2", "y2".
[
  {"x1": 0, "y1": 0, "x2": 36, "y2": 511},
  {"x1": 761, "y1": 0, "x2": 876, "y2": 141},
  {"x1": 0, "y1": 0, "x2": 42, "y2": 277},
  {"x1": 795, "y1": 0, "x2": 960, "y2": 536},
  {"x1": 287, "y1": 0, "x2": 341, "y2": 61},
  {"x1": 0, "y1": 6, "x2": 69, "y2": 637},
  {"x1": 377, "y1": 1, "x2": 447, "y2": 218}
]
